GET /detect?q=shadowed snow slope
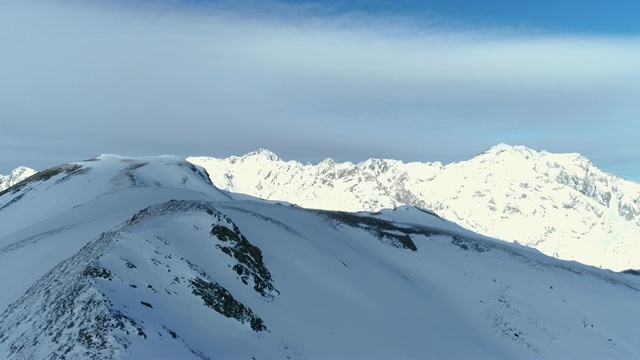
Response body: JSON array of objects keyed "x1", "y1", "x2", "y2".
[
  {"x1": 189, "y1": 145, "x2": 640, "y2": 271},
  {"x1": 1, "y1": 155, "x2": 639, "y2": 359}
]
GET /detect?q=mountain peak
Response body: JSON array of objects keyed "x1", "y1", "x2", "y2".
[
  {"x1": 93, "y1": 154, "x2": 185, "y2": 162},
  {"x1": 484, "y1": 143, "x2": 534, "y2": 155},
  {"x1": 0, "y1": 166, "x2": 38, "y2": 192},
  {"x1": 474, "y1": 144, "x2": 546, "y2": 162},
  {"x1": 245, "y1": 149, "x2": 280, "y2": 162},
  {"x1": 11, "y1": 165, "x2": 36, "y2": 174},
  {"x1": 489, "y1": 142, "x2": 515, "y2": 151},
  {"x1": 318, "y1": 157, "x2": 336, "y2": 166}
]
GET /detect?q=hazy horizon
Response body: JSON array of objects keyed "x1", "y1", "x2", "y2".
[{"x1": 2, "y1": 0, "x2": 639, "y2": 181}]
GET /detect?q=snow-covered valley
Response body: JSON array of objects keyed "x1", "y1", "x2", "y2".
[
  {"x1": 1, "y1": 154, "x2": 639, "y2": 358},
  {"x1": 189, "y1": 144, "x2": 640, "y2": 271}
]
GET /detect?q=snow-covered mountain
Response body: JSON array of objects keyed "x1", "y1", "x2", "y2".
[
  {"x1": 0, "y1": 166, "x2": 37, "y2": 192},
  {"x1": 189, "y1": 144, "x2": 640, "y2": 271},
  {"x1": 1, "y1": 154, "x2": 639, "y2": 358}
]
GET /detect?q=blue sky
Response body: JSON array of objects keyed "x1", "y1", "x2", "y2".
[
  {"x1": 352, "y1": 1, "x2": 635, "y2": 32},
  {"x1": 1, "y1": 0, "x2": 639, "y2": 181},
  {"x1": 272, "y1": 0, "x2": 640, "y2": 34}
]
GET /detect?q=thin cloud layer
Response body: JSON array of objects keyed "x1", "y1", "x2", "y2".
[{"x1": 1, "y1": 0, "x2": 639, "y2": 180}]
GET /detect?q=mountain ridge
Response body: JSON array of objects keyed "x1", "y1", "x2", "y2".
[{"x1": 188, "y1": 144, "x2": 640, "y2": 271}]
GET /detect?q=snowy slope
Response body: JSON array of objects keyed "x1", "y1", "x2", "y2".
[
  {"x1": 0, "y1": 166, "x2": 37, "y2": 192},
  {"x1": 1, "y1": 155, "x2": 640, "y2": 359},
  {"x1": 189, "y1": 145, "x2": 640, "y2": 271}
]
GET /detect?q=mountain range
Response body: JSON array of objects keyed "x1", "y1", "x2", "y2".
[
  {"x1": 1, "y1": 154, "x2": 639, "y2": 358},
  {"x1": 5, "y1": 144, "x2": 639, "y2": 272},
  {"x1": 188, "y1": 144, "x2": 640, "y2": 271}
]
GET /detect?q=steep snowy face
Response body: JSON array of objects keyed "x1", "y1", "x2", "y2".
[
  {"x1": 0, "y1": 166, "x2": 37, "y2": 192},
  {"x1": 189, "y1": 145, "x2": 640, "y2": 271},
  {"x1": 1, "y1": 157, "x2": 640, "y2": 358}
]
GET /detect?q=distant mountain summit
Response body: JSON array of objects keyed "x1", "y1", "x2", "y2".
[
  {"x1": 1, "y1": 154, "x2": 640, "y2": 358},
  {"x1": 0, "y1": 166, "x2": 37, "y2": 192},
  {"x1": 189, "y1": 144, "x2": 640, "y2": 271}
]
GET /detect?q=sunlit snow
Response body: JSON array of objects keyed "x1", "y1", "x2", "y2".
[
  {"x1": 1, "y1": 154, "x2": 639, "y2": 358},
  {"x1": 189, "y1": 144, "x2": 640, "y2": 271}
]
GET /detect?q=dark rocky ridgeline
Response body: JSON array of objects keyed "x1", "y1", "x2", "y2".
[
  {"x1": 210, "y1": 220, "x2": 278, "y2": 299},
  {"x1": 317, "y1": 210, "x2": 420, "y2": 251},
  {"x1": 190, "y1": 277, "x2": 267, "y2": 332},
  {"x1": 0, "y1": 164, "x2": 88, "y2": 201}
]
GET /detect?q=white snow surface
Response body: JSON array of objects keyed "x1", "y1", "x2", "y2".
[
  {"x1": 1, "y1": 154, "x2": 640, "y2": 359},
  {"x1": 0, "y1": 166, "x2": 37, "y2": 192},
  {"x1": 189, "y1": 145, "x2": 640, "y2": 271}
]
